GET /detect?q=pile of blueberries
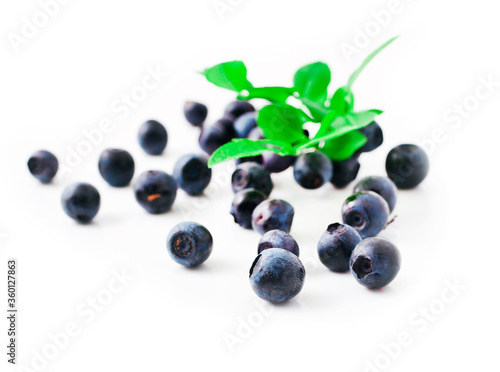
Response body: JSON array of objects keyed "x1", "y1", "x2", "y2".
[{"x1": 27, "y1": 99, "x2": 429, "y2": 304}]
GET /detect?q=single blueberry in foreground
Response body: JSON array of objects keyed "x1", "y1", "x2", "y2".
[
  {"x1": 173, "y1": 154, "x2": 211, "y2": 196},
  {"x1": 249, "y1": 248, "x2": 305, "y2": 303},
  {"x1": 230, "y1": 188, "x2": 267, "y2": 229},
  {"x1": 350, "y1": 237, "x2": 401, "y2": 289},
  {"x1": 61, "y1": 183, "x2": 100, "y2": 223},
  {"x1": 317, "y1": 223, "x2": 361, "y2": 272},
  {"x1": 251, "y1": 199, "x2": 294, "y2": 235},
  {"x1": 262, "y1": 152, "x2": 295, "y2": 173},
  {"x1": 167, "y1": 221, "x2": 213, "y2": 267},
  {"x1": 353, "y1": 176, "x2": 397, "y2": 212},
  {"x1": 134, "y1": 171, "x2": 177, "y2": 214},
  {"x1": 184, "y1": 101, "x2": 208, "y2": 127},
  {"x1": 199, "y1": 119, "x2": 235, "y2": 154},
  {"x1": 231, "y1": 162, "x2": 273, "y2": 196},
  {"x1": 98, "y1": 149, "x2": 135, "y2": 187},
  {"x1": 27, "y1": 150, "x2": 58, "y2": 183},
  {"x1": 258, "y1": 230, "x2": 299, "y2": 256},
  {"x1": 331, "y1": 156, "x2": 360, "y2": 188},
  {"x1": 224, "y1": 100, "x2": 255, "y2": 120},
  {"x1": 293, "y1": 151, "x2": 333, "y2": 189},
  {"x1": 233, "y1": 112, "x2": 257, "y2": 138},
  {"x1": 138, "y1": 120, "x2": 168, "y2": 155},
  {"x1": 342, "y1": 191, "x2": 389, "y2": 239},
  {"x1": 358, "y1": 121, "x2": 383, "y2": 152},
  {"x1": 386, "y1": 144, "x2": 429, "y2": 189}
]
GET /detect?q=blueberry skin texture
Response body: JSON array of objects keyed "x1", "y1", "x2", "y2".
[
  {"x1": 342, "y1": 191, "x2": 389, "y2": 239},
  {"x1": 167, "y1": 222, "x2": 213, "y2": 267},
  {"x1": 386, "y1": 144, "x2": 429, "y2": 189},
  {"x1": 249, "y1": 248, "x2": 305, "y2": 303},
  {"x1": 199, "y1": 119, "x2": 235, "y2": 155},
  {"x1": 358, "y1": 121, "x2": 383, "y2": 152},
  {"x1": 350, "y1": 237, "x2": 401, "y2": 289},
  {"x1": 184, "y1": 101, "x2": 208, "y2": 127},
  {"x1": 230, "y1": 189, "x2": 267, "y2": 229},
  {"x1": 247, "y1": 127, "x2": 264, "y2": 140},
  {"x1": 231, "y1": 162, "x2": 273, "y2": 196},
  {"x1": 233, "y1": 112, "x2": 257, "y2": 138},
  {"x1": 331, "y1": 156, "x2": 360, "y2": 189},
  {"x1": 138, "y1": 120, "x2": 168, "y2": 155},
  {"x1": 61, "y1": 183, "x2": 100, "y2": 223},
  {"x1": 27, "y1": 150, "x2": 58, "y2": 183},
  {"x1": 98, "y1": 149, "x2": 135, "y2": 187},
  {"x1": 251, "y1": 199, "x2": 294, "y2": 235},
  {"x1": 354, "y1": 176, "x2": 397, "y2": 212},
  {"x1": 293, "y1": 151, "x2": 333, "y2": 189},
  {"x1": 258, "y1": 230, "x2": 299, "y2": 256},
  {"x1": 134, "y1": 171, "x2": 177, "y2": 214},
  {"x1": 224, "y1": 101, "x2": 255, "y2": 120},
  {"x1": 317, "y1": 223, "x2": 362, "y2": 272},
  {"x1": 262, "y1": 152, "x2": 295, "y2": 173},
  {"x1": 173, "y1": 154, "x2": 211, "y2": 196}
]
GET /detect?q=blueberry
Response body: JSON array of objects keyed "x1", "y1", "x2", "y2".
[
  {"x1": 27, "y1": 150, "x2": 58, "y2": 183},
  {"x1": 134, "y1": 171, "x2": 177, "y2": 214},
  {"x1": 173, "y1": 154, "x2": 211, "y2": 196},
  {"x1": 358, "y1": 121, "x2": 383, "y2": 152},
  {"x1": 386, "y1": 144, "x2": 429, "y2": 189},
  {"x1": 184, "y1": 101, "x2": 208, "y2": 127},
  {"x1": 350, "y1": 237, "x2": 401, "y2": 289},
  {"x1": 251, "y1": 199, "x2": 294, "y2": 235},
  {"x1": 231, "y1": 162, "x2": 273, "y2": 196},
  {"x1": 167, "y1": 221, "x2": 213, "y2": 267},
  {"x1": 249, "y1": 248, "x2": 305, "y2": 303},
  {"x1": 224, "y1": 101, "x2": 255, "y2": 120},
  {"x1": 330, "y1": 156, "x2": 360, "y2": 188},
  {"x1": 342, "y1": 191, "x2": 389, "y2": 239},
  {"x1": 235, "y1": 155, "x2": 263, "y2": 165},
  {"x1": 353, "y1": 176, "x2": 397, "y2": 212},
  {"x1": 233, "y1": 112, "x2": 257, "y2": 138},
  {"x1": 262, "y1": 152, "x2": 295, "y2": 173},
  {"x1": 230, "y1": 189, "x2": 267, "y2": 229},
  {"x1": 61, "y1": 183, "x2": 100, "y2": 223},
  {"x1": 293, "y1": 151, "x2": 333, "y2": 189},
  {"x1": 199, "y1": 118, "x2": 235, "y2": 155},
  {"x1": 138, "y1": 120, "x2": 168, "y2": 155},
  {"x1": 317, "y1": 223, "x2": 361, "y2": 272},
  {"x1": 258, "y1": 230, "x2": 299, "y2": 256},
  {"x1": 98, "y1": 149, "x2": 135, "y2": 187},
  {"x1": 247, "y1": 127, "x2": 264, "y2": 140}
]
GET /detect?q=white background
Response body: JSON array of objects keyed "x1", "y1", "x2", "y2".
[{"x1": 1, "y1": 1, "x2": 499, "y2": 371}]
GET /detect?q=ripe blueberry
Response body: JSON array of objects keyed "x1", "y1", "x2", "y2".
[
  {"x1": 247, "y1": 127, "x2": 264, "y2": 140},
  {"x1": 249, "y1": 248, "x2": 305, "y2": 303},
  {"x1": 27, "y1": 150, "x2": 58, "y2": 183},
  {"x1": 317, "y1": 223, "x2": 362, "y2": 272},
  {"x1": 224, "y1": 100, "x2": 255, "y2": 120},
  {"x1": 233, "y1": 112, "x2": 257, "y2": 138},
  {"x1": 134, "y1": 171, "x2": 177, "y2": 214},
  {"x1": 231, "y1": 162, "x2": 273, "y2": 196},
  {"x1": 98, "y1": 149, "x2": 135, "y2": 187},
  {"x1": 342, "y1": 191, "x2": 389, "y2": 239},
  {"x1": 230, "y1": 188, "x2": 267, "y2": 229},
  {"x1": 138, "y1": 120, "x2": 168, "y2": 155},
  {"x1": 61, "y1": 183, "x2": 100, "y2": 223},
  {"x1": 251, "y1": 199, "x2": 294, "y2": 235},
  {"x1": 167, "y1": 221, "x2": 213, "y2": 267},
  {"x1": 350, "y1": 237, "x2": 401, "y2": 289},
  {"x1": 258, "y1": 230, "x2": 299, "y2": 256},
  {"x1": 199, "y1": 118, "x2": 235, "y2": 155},
  {"x1": 184, "y1": 101, "x2": 208, "y2": 127},
  {"x1": 386, "y1": 144, "x2": 429, "y2": 189},
  {"x1": 262, "y1": 152, "x2": 295, "y2": 173},
  {"x1": 353, "y1": 176, "x2": 397, "y2": 212},
  {"x1": 173, "y1": 154, "x2": 211, "y2": 196},
  {"x1": 358, "y1": 121, "x2": 383, "y2": 152},
  {"x1": 293, "y1": 151, "x2": 333, "y2": 189},
  {"x1": 331, "y1": 156, "x2": 361, "y2": 188}
]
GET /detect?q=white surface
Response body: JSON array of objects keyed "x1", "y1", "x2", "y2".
[{"x1": 0, "y1": 1, "x2": 499, "y2": 371}]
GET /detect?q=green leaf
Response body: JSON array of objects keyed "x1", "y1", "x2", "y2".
[
  {"x1": 237, "y1": 87, "x2": 293, "y2": 103},
  {"x1": 299, "y1": 96, "x2": 328, "y2": 122},
  {"x1": 207, "y1": 139, "x2": 292, "y2": 167},
  {"x1": 202, "y1": 61, "x2": 253, "y2": 92},
  {"x1": 347, "y1": 36, "x2": 399, "y2": 89},
  {"x1": 293, "y1": 62, "x2": 331, "y2": 101},
  {"x1": 257, "y1": 104, "x2": 310, "y2": 144},
  {"x1": 321, "y1": 131, "x2": 367, "y2": 161},
  {"x1": 330, "y1": 87, "x2": 354, "y2": 115}
]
